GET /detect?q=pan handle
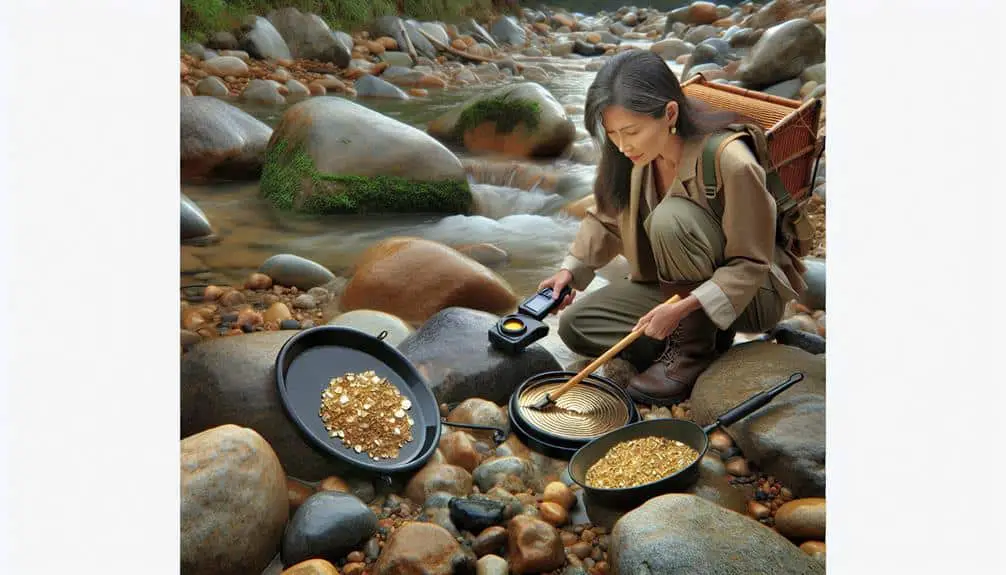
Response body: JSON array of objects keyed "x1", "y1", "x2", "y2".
[
  {"x1": 702, "y1": 372, "x2": 805, "y2": 433},
  {"x1": 441, "y1": 419, "x2": 508, "y2": 445}
]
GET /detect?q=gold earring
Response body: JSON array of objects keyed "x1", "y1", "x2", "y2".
[{"x1": 671, "y1": 125, "x2": 677, "y2": 135}]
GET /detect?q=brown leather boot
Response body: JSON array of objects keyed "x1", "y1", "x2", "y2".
[{"x1": 627, "y1": 279, "x2": 720, "y2": 406}]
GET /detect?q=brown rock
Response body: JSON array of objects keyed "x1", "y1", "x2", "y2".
[
  {"x1": 708, "y1": 429, "x2": 733, "y2": 451},
  {"x1": 686, "y1": 2, "x2": 721, "y2": 25},
  {"x1": 800, "y1": 540, "x2": 826, "y2": 560},
  {"x1": 377, "y1": 36, "x2": 398, "y2": 50},
  {"x1": 307, "y1": 82, "x2": 327, "y2": 96},
  {"x1": 408, "y1": 88, "x2": 429, "y2": 97},
  {"x1": 451, "y1": 38, "x2": 468, "y2": 51},
  {"x1": 472, "y1": 525, "x2": 508, "y2": 557},
  {"x1": 538, "y1": 501, "x2": 568, "y2": 527},
  {"x1": 318, "y1": 475, "x2": 351, "y2": 493},
  {"x1": 560, "y1": 530, "x2": 579, "y2": 547},
  {"x1": 542, "y1": 482, "x2": 576, "y2": 510},
  {"x1": 676, "y1": 54, "x2": 691, "y2": 65},
  {"x1": 724, "y1": 457, "x2": 750, "y2": 476},
  {"x1": 439, "y1": 431, "x2": 483, "y2": 472},
  {"x1": 507, "y1": 515, "x2": 565, "y2": 575},
  {"x1": 366, "y1": 40, "x2": 386, "y2": 55},
  {"x1": 286, "y1": 478, "x2": 315, "y2": 512},
  {"x1": 748, "y1": 500, "x2": 771, "y2": 519},
  {"x1": 346, "y1": 551, "x2": 364, "y2": 562},
  {"x1": 181, "y1": 425, "x2": 289, "y2": 575},
  {"x1": 263, "y1": 302, "x2": 293, "y2": 324},
  {"x1": 342, "y1": 562, "x2": 365, "y2": 575},
  {"x1": 340, "y1": 237, "x2": 518, "y2": 323},
  {"x1": 182, "y1": 307, "x2": 207, "y2": 331},
  {"x1": 447, "y1": 399, "x2": 509, "y2": 444},
  {"x1": 404, "y1": 463, "x2": 473, "y2": 504},
  {"x1": 569, "y1": 541, "x2": 591, "y2": 559},
  {"x1": 203, "y1": 285, "x2": 225, "y2": 300},
  {"x1": 586, "y1": 32, "x2": 601, "y2": 43},
  {"x1": 220, "y1": 289, "x2": 246, "y2": 307},
  {"x1": 774, "y1": 498, "x2": 825, "y2": 540},
  {"x1": 245, "y1": 272, "x2": 273, "y2": 290},
  {"x1": 236, "y1": 308, "x2": 263, "y2": 329},
  {"x1": 373, "y1": 522, "x2": 476, "y2": 574},
  {"x1": 281, "y1": 558, "x2": 340, "y2": 575},
  {"x1": 809, "y1": 7, "x2": 826, "y2": 24}
]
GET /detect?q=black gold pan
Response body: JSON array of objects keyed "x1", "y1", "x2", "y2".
[
  {"x1": 567, "y1": 372, "x2": 805, "y2": 509},
  {"x1": 275, "y1": 326, "x2": 506, "y2": 476}
]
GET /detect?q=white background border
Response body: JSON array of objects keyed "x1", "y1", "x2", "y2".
[{"x1": 2, "y1": 0, "x2": 1005, "y2": 572}]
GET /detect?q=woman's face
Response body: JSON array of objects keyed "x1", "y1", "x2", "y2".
[{"x1": 601, "y1": 103, "x2": 677, "y2": 165}]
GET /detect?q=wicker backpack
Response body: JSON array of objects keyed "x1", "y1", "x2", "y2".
[{"x1": 698, "y1": 124, "x2": 817, "y2": 258}]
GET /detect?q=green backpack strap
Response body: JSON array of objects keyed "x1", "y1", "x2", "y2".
[
  {"x1": 700, "y1": 130, "x2": 741, "y2": 222},
  {"x1": 700, "y1": 125, "x2": 799, "y2": 221}
]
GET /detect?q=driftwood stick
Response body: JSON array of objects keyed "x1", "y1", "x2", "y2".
[
  {"x1": 416, "y1": 27, "x2": 524, "y2": 71},
  {"x1": 397, "y1": 18, "x2": 418, "y2": 64}
]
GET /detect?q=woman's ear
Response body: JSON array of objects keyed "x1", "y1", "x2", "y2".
[{"x1": 665, "y1": 101, "x2": 679, "y2": 128}]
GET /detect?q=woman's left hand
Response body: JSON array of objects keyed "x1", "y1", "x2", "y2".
[{"x1": 634, "y1": 300, "x2": 688, "y2": 340}]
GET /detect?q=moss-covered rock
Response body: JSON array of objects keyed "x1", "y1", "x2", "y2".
[
  {"x1": 427, "y1": 82, "x2": 576, "y2": 158},
  {"x1": 259, "y1": 96, "x2": 472, "y2": 215}
]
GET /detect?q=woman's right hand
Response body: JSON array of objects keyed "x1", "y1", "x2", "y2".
[{"x1": 538, "y1": 269, "x2": 576, "y2": 313}]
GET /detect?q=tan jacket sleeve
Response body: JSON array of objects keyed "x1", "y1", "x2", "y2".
[
  {"x1": 560, "y1": 205, "x2": 623, "y2": 291},
  {"x1": 691, "y1": 140, "x2": 777, "y2": 330}
]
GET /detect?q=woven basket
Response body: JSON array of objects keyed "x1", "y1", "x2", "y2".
[{"x1": 682, "y1": 75, "x2": 824, "y2": 201}]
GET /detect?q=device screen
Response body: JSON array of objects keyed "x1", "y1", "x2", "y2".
[{"x1": 523, "y1": 294, "x2": 552, "y2": 315}]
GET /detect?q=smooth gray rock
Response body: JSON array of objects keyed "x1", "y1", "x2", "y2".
[
  {"x1": 181, "y1": 193, "x2": 214, "y2": 243},
  {"x1": 267, "y1": 7, "x2": 351, "y2": 67},
  {"x1": 610, "y1": 494, "x2": 825, "y2": 574},
  {"x1": 737, "y1": 18, "x2": 826, "y2": 87},
  {"x1": 354, "y1": 74, "x2": 410, "y2": 99},
  {"x1": 397, "y1": 307, "x2": 560, "y2": 406},
  {"x1": 281, "y1": 491, "x2": 378, "y2": 565},
  {"x1": 181, "y1": 96, "x2": 272, "y2": 182},
  {"x1": 690, "y1": 342, "x2": 826, "y2": 497},
  {"x1": 238, "y1": 15, "x2": 291, "y2": 60},
  {"x1": 259, "y1": 254, "x2": 336, "y2": 290}
]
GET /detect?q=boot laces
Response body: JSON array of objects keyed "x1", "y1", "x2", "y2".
[{"x1": 656, "y1": 325, "x2": 684, "y2": 365}]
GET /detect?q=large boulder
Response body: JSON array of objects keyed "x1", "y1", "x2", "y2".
[
  {"x1": 689, "y1": 342, "x2": 825, "y2": 497},
  {"x1": 267, "y1": 8, "x2": 351, "y2": 67},
  {"x1": 427, "y1": 82, "x2": 576, "y2": 158},
  {"x1": 181, "y1": 425, "x2": 289, "y2": 575},
  {"x1": 397, "y1": 307, "x2": 561, "y2": 406},
  {"x1": 370, "y1": 15, "x2": 437, "y2": 60},
  {"x1": 260, "y1": 97, "x2": 472, "y2": 214},
  {"x1": 181, "y1": 96, "x2": 272, "y2": 182},
  {"x1": 340, "y1": 237, "x2": 517, "y2": 323},
  {"x1": 237, "y1": 15, "x2": 292, "y2": 61},
  {"x1": 490, "y1": 16, "x2": 527, "y2": 47},
  {"x1": 610, "y1": 494, "x2": 825, "y2": 574},
  {"x1": 736, "y1": 18, "x2": 826, "y2": 88},
  {"x1": 181, "y1": 332, "x2": 354, "y2": 480}
]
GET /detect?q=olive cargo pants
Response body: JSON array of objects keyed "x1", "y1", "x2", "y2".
[{"x1": 558, "y1": 197, "x2": 787, "y2": 367}]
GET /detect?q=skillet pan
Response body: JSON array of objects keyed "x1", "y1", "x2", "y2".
[{"x1": 275, "y1": 326, "x2": 506, "y2": 475}]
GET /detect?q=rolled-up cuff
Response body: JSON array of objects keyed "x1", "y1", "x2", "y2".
[
  {"x1": 692, "y1": 279, "x2": 737, "y2": 331},
  {"x1": 560, "y1": 255, "x2": 596, "y2": 291}
]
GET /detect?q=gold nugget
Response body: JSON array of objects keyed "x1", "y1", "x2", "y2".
[
  {"x1": 319, "y1": 370, "x2": 414, "y2": 460},
  {"x1": 585, "y1": 436, "x2": 699, "y2": 489}
]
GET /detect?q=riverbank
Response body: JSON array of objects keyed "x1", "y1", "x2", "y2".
[{"x1": 181, "y1": 3, "x2": 829, "y2": 574}]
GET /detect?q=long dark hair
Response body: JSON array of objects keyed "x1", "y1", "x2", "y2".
[{"x1": 584, "y1": 50, "x2": 741, "y2": 216}]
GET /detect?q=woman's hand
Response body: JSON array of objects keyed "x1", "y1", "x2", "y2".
[
  {"x1": 634, "y1": 295, "x2": 702, "y2": 340},
  {"x1": 538, "y1": 269, "x2": 576, "y2": 313}
]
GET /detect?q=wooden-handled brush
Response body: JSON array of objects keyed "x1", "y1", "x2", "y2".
[{"x1": 527, "y1": 294, "x2": 682, "y2": 411}]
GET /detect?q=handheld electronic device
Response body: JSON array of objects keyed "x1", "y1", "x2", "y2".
[{"x1": 488, "y1": 285, "x2": 573, "y2": 354}]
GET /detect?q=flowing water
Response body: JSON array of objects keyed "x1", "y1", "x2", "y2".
[{"x1": 183, "y1": 50, "x2": 676, "y2": 296}]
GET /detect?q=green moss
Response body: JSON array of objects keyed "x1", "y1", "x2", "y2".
[
  {"x1": 455, "y1": 97, "x2": 542, "y2": 138},
  {"x1": 261, "y1": 139, "x2": 473, "y2": 215},
  {"x1": 181, "y1": 0, "x2": 496, "y2": 43}
]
